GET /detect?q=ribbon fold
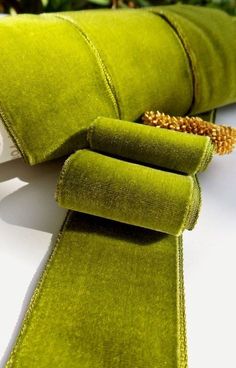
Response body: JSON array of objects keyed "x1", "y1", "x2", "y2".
[{"x1": 0, "y1": 5, "x2": 235, "y2": 367}]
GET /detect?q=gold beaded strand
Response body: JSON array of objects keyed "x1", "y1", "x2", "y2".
[{"x1": 142, "y1": 111, "x2": 236, "y2": 155}]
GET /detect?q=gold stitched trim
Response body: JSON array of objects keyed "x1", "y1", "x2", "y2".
[
  {"x1": 142, "y1": 111, "x2": 236, "y2": 155},
  {"x1": 149, "y1": 9, "x2": 197, "y2": 115},
  {"x1": 177, "y1": 236, "x2": 188, "y2": 368},
  {"x1": 52, "y1": 14, "x2": 121, "y2": 120}
]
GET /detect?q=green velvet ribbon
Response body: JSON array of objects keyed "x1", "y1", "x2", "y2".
[
  {"x1": 0, "y1": 5, "x2": 235, "y2": 165},
  {"x1": 0, "y1": 5, "x2": 235, "y2": 368},
  {"x1": 87, "y1": 117, "x2": 214, "y2": 175},
  {"x1": 7, "y1": 118, "x2": 213, "y2": 368}
]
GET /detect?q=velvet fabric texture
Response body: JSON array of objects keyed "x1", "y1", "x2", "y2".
[
  {"x1": 6, "y1": 129, "x2": 211, "y2": 367},
  {"x1": 5, "y1": 119, "x2": 214, "y2": 367},
  {"x1": 88, "y1": 117, "x2": 214, "y2": 174},
  {"x1": 0, "y1": 5, "x2": 234, "y2": 368},
  {"x1": 56, "y1": 149, "x2": 200, "y2": 235},
  {"x1": 0, "y1": 5, "x2": 235, "y2": 164},
  {"x1": 6, "y1": 213, "x2": 186, "y2": 368}
]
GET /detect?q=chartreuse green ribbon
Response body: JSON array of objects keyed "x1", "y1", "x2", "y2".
[
  {"x1": 7, "y1": 121, "x2": 212, "y2": 368},
  {"x1": 0, "y1": 5, "x2": 235, "y2": 368},
  {"x1": 0, "y1": 5, "x2": 235, "y2": 165}
]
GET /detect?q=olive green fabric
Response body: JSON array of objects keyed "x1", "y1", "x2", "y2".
[
  {"x1": 1, "y1": 5, "x2": 232, "y2": 368},
  {"x1": 88, "y1": 117, "x2": 214, "y2": 175},
  {"x1": 6, "y1": 121, "x2": 213, "y2": 367},
  {"x1": 6, "y1": 213, "x2": 186, "y2": 368},
  {"x1": 56, "y1": 149, "x2": 200, "y2": 235},
  {"x1": 0, "y1": 5, "x2": 235, "y2": 164},
  {"x1": 151, "y1": 6, "x2": 236, "y2": 114}
]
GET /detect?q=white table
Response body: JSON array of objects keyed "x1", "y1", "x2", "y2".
[{"x1": 0, "y1": 105, "x2": 236, "y2": 367}]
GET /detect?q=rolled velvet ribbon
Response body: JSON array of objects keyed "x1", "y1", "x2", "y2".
[
  {"x1": 0, "y1": 5, "x2": 235, "y2": 164},
  {"x1": 88, "y1": 117, "x2": 214, "y2": 174},
  {"x1": 56, "y1": 149, "x2": 200, "y2": 236},
  {"x1": 5, "y1": 113, "x2": 213, "y2": 367},
  {"x1": 2, "y1": 5, "x2": 233, "y2": 368}
]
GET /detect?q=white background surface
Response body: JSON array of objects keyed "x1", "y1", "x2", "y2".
[{"x1": 0, "y1": 105, "x2": 236, "y2": 367}]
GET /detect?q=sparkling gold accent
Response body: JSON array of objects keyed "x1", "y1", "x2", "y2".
[{"x1": 142, "y1": 111, "x2": 236, "y2": 155}]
